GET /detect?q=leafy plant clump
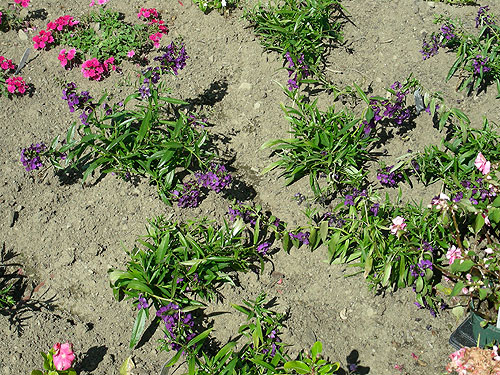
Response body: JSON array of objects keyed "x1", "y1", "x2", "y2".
[
  {"x1": 421, "y1": 6, "x2": 500, "y2": 95},
  {"x1": 244, "y1": 0, "x2": 345, "y2": 79},
  {"x1": 191, "y1": 0, "x2": 239, "y2": 13},
  {"x1": 261, "y1": 88, "x2": 374, "y2": 200},
  {"x1": 109, "y1": 216, "x2": 264, "y2": 347}
]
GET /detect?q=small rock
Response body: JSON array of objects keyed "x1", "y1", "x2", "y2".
[
  {"x1": 208, "y1": 55, "x2": 214, "y2": 63},
  {"x1": 375, "y1": 77, "x2": 382, "y2": 83},
  {"x1": 427, "y1": 2, "x2": 435, "y2": 8},
  {"x1": 254, "y1": 102, "x2": 261, "y2": 110},
  {"x1": 18, "y1": 29, "x2": 28, "y2": 41},
  {"x1": 239, "y1": 82, "x2": 252, "y2": 90}
]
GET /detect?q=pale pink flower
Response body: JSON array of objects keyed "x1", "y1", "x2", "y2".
[
  {"x1": 52, "y1": 342, "x2": 75, "y2": 371},
  {"x1": 89, "y1": 0, "x2": 109, "y2": 6},
  {"x1": 485, "y1": 247, "x2": 494, "y2": 254},
  {"x1": 446, "y1": 245, "x2": 462, "y2": 265},
  {"x1": 475, "y1": 152, "x2": 491, "y2": 175},
  {"x1": 127, "y1": 50, "x2": 135, "y2": 58},
  {"x1": 483, "y1": 213, "x2": 491, "y2": 226},
  {"x1": 390, "y1": 216, "x2": 406, "y2": 235}
]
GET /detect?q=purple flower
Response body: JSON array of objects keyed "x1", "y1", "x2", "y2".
[
  {"x1": 195, "y1": 164, "x2": 232, "y2": 193},
  {"x1": 377, "y1": 165, "x2": 404, "y2": 188},
  {"x1": 289, "y1": 231, "x2": 310, "y2": 245},
  {"x1": 440, "y1": 24, "x2": 456, "y2": 41},
  {"x1": 284, "y1": 52, "x2": 310, "y2": 91},
  {"x1": 139, "y1": 83, "x2": 151, "y2": 99},
  {"x1": 472, "y1": 55, "x2": 491, "y2": 75},
  {"x1": 256, "y1": 242, "x2": 271, "y2": 255},
  {"x1": 20, "y1": 143, "x2": 47, "y2": 171},
  {"x1": 172, "y1": 181, "x2": 201, "y2": 208},
  {"x1": 137, "y1": 294, "x2": 149, "y2": 310},
  {"x1": 154, "y1": 42, "x2": 189, "y2": 75},
  {"x1": 344, "y1": 194, "x2": 355, "y2": 206},
  {"x1": 369, "y1": 203, "x2": 380, "y2": 217},
  {"x1": 420, "y1": 34, "x2": 441, "y2": 60},
  {"x1": 476, "y1": 6, "x2": 495, "y2": 28}
]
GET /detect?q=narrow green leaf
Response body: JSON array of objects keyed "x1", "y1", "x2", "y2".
[
  {"x1": 284, "y1": 361, "x2": 310, "y2": 374},
  {"x1": 129, "y1": 308, "x2": 147, "y2": 348}
]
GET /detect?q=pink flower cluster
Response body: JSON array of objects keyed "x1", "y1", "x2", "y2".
[
  {"x1": 33, "y1": 16, "x2": 79, "y2": 50},
  {"x1": 89, "y1": 0, "x2": 109, "y2": 6},
  {"x1": 138, "y1": 8, "x2": 168, "y2": 49},
  {"x1": 446, "y1": 346, "x2": 500, "y2": 374},
  {"x1": 58, "y1": 48, "x2": 76, "y2": 68},
  {"x1": 46, "y1": 15, "x2": 79, "y2": 32},
  {"x1": 0, "y1": 56, "x2": 16, "y2": 71},
  {"x1": 33, "y1": 30, "x2": 54, "y2": 50},
  {"x1": 81, "y1": 57, "x2": 115, "y2": 80},
  {"x1": 6, "y1": 76, "x2": 27, "y2": 94},
  {"x1": 390, "y1": 216, "x2": 407, "y2": 236},
  {"x1": 14, "y1": 0, "x2": 30, "y2": 7}
]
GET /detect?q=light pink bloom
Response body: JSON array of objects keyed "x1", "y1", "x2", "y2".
[
  {"x1": 446, "y1": 245, "x2": 462, "y2": 265},
  {"x1": 475, "y1": 152, "x2": 491, "y2": 175},
  {"x1": 483, "y1": 213, "x2": 491, "y2": 226},
  {"x1": 390, "y1": 216, "x2": 406, "y2": 235},
  {"x1": 89, "y1": 0, "x2": 109, "y2": 6},
  {"x1": 485, "y1": 247, "x2": 494, "y2": 254},
  {"x1": 127, "y1": 50, "x2": 135, "y2": 58},
  {"x1": 53, "y1": 342, "x2": 75, "y2": 371}
]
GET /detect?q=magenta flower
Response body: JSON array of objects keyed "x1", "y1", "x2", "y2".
[
  {"x1": 390, "y1": 216, "x2": 407, "y2": 236},
  {"x1": 58, "y1": 48, "x2": 76, "y2": 67},
  {"x1": 127, "y1": 50, "x2": 135, "y2": 58},
  {"x1": 14, "y1": 0, "x2": 30, "y2": 7},
  {"x1": 6, "y1": 76, "x2": 27, "y2": 94},
  {"x1": 52, "y1": 342, "x2": 75, "y2": 371}
]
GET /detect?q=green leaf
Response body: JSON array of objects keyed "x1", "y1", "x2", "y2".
[
  {"x1": 187, "y1": 328, "x2": 213, "y2": 348},
  {"x1": 451, "y1": 306, "x2": 465, "y2": 320},
  {"x1": 473, "y1": 213, "x2": 485, "y2": 234},
  {"x1": 119, "y1": 356, "x2": 135, "y2": 375},
  {"x1": 129, "y1": 307, "x2": 147, "y2": 348},
  {"x1": 450, "y1": 259, "x2": 474, "y2": 273},
  {"x1": 163, "y1": 349, "x2": 182, "y2": 368},
  {"x1": 415, "y1": 277, "x2": 424, "y2": 293},
  {"x1": 311, "y1": 341, "x2": 322, "y2": 360},
  {"x1": 353, "y1": 83, "x2": 370, "y2": 104},
  {"x1": 382, "y1": 263, "x2": 392, "y2": 287},
  {"x1": 450, "y1": 281, "x2": 465, "y2": 297},
  {"x1": 320, "y1": 221, "x2": 329, "y2": 243},
  {"x1": 284, "y1": 361, "x2": 311, "y2": 374},
  {"x1": 31, "y1": 371, "x2": 43, "y2": 375}
]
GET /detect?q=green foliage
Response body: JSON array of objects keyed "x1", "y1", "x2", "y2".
[
  {"x1": 58, "y1": 8, "x2": 152, "y2": 64},
  {"x1": 261, "y1": 88, "x2": 374, "y2": 199},
  {"x1": 244, "y1": 0, "x2": 344, "y2": 78},
  {"x1": 50, "y1": 78, "x2": 211, "y2": 205},
  {"x1": 425, "y1": 8, "x2": 500, "y2": 95},
  {"x1": 109, "y1": 216, "x2": 262, "y2": 347},
  {"x1": 191, "y1": 0, "x2": 239, "y2": 13},
  {"x1": 413, "y1": 118, "x2": 500, "y2": 187}
]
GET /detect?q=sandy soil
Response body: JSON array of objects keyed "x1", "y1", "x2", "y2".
[{"x1": 2, "y1": 0, "x2": 500, "y2": 374}]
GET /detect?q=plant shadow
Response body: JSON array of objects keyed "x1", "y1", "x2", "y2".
[
  {"x1": 0, "y1": 244, "x2": 57, "y2": 336},
  {"x1": 75, "y1": 345, "x2": 108, "y2": 373}
]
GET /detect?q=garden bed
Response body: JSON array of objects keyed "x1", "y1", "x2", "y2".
[{"x1": 2, "y1": 0, "x2": 500, "y2": 374}]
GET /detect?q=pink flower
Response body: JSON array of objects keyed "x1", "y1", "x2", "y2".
[
  {"x1": 137, "y1": 7, "x2": 159, "y2": 20},
  {"x1": 6, "y1": 76, "x2": 27, "y2": 94},
  {"x1": 127, "y1": 50, "x2": 135, "y2": 58},
  {"x1": 90, "y1": 0, "x2": 109, "y2": 6},
  {"x1": 0, "y1": 56, "x2": 16, "y2": 71},
  {"x1": 149, "y1": 32, "x2": 163, "y2": 49},
  {"x1": 103, "y1": 56, "x2": 116, "y2": 71},
  {"x1": 14, "y1": 0, "x2": 30, "y2": 8},
  {"x1": 483, "y1": 213, "x2": 491, "y2": 226},
  {"x1": 33, "y1": 30, "x2": 54, "y2": 50},
  {"x1": 475, "y1": 152, "x2": 491, "y2": 175},
  {"x1": 390, "y1": 216, "x2": 406, "y2": 235},
  {"x1": 446, "y1": 245, "x2": 462, "y2": 265},
  {"x1": 58, "y1": 48, "x2": 76, "y2": 67},
  {"x1": 52, "y1": 342, "x2": 75, "y2": 371}
]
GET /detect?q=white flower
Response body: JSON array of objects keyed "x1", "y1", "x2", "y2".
[{"x1": 221, "y1": 0, "x2": 227, "y2": 6}]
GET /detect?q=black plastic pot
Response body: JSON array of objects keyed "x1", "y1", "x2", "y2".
[{"x1": 450, "y1": 310, "x2": 500, "y2": 349}]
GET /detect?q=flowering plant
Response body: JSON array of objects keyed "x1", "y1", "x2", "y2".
[
  {"x1": 109, "y1": 216, "x2": 264, "y2": 348},
  {"x1": 431, "y1": 151, "x2": 500, "y2": 324},
  {"x1": 191, "y1": 0, "x2": 238, "y2": 13},
  {"x1": 421, "y1": 6, "x2": 500, "y2": 95},
  {"x1": 31, "y1": 342, "x2": 76, "y2": 375},
  {"x1": 446, "y1": 346, "x2": 500, "y2": 374}
]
